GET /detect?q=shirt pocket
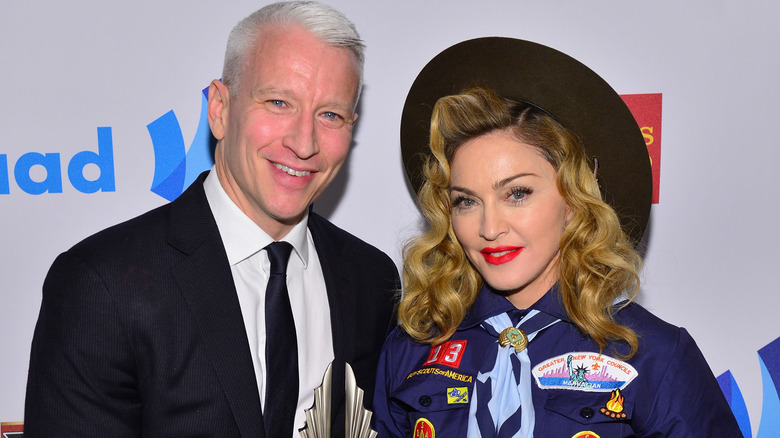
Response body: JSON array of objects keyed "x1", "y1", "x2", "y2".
[
  {"x1": 539, "y1": 390, "x2": 635, "y2": 437},
  {"x1": 390, "y1": 372, "x2": 473, "y2": 435}
]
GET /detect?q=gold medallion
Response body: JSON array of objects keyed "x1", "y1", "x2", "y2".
[{"x1": 498, "y1": 327, "x2": 528, "y2": 352}]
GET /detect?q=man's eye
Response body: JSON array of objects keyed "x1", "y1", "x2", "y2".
[
  {"x1": 318, "y1": 111, "x2": 350, "y2": 129},
  {"x1": 269, "y1": 99, "x2": 286, "y2": 107},
  {"x1": 322, "y1": 111, "x2": 342, "y2": 120}
]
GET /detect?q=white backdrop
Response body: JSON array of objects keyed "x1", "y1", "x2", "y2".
[{"x1": 2, "y1": 1, "x2": 779, "y2": 435}]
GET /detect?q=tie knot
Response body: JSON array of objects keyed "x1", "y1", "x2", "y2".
[{"x1": 265, "y1": 241, "x2": 293, "y2": 275}]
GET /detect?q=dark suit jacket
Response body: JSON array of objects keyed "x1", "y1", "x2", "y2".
[{"x1": 24, "y1": 172, "x2": 399, "y2": 437}]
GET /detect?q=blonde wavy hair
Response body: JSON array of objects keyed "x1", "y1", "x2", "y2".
[{"x1": 399, "y1": 87, "x2": 642, "y2": 358}]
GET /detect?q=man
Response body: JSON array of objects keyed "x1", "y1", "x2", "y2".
[{"x1": 24, "y1": 2, "x2": 399, "y2": 437}]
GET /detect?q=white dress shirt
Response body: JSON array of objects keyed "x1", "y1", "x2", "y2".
[{"x1": 203, "y1": 169, "x2": 334, "y2": 436}]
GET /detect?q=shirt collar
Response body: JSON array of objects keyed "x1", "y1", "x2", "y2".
[
  {"x1": 459, "y1": 283, "x2": 571, "y2": 330},
  {"x1": 528, "y1": 284, "x2": 571, "y2": 323},
  {"x1": 203, "y1": 167, "x2": 310, "y2": 267}
]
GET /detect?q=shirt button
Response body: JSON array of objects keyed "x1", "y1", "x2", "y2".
[
  {"x1": 419, "y1": 395, "x2": 432, "y2": 407},
  {"x1": 579, "y1": 407, "x2": 594, "y2": 419}
]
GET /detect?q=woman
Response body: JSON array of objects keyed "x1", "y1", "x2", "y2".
[{"x1": 373, "y1": 38, "x2": 741, "y2": 437}]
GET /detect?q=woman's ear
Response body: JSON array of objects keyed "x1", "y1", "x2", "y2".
[{"x1": 565, "y1": 204, "x2": 574, "y2": 225}]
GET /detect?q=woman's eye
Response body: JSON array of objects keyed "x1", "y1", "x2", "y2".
[
  {"x1": 508, "y1": 187, "x2": 531, "y2": 201},
  {"x1": 452, "y1": 196, "x2": 476, "y2": 208}
]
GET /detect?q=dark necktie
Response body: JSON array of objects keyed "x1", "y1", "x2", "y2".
[{"x1": 263, "y1": 241, "x2": 298, "y2": 438}]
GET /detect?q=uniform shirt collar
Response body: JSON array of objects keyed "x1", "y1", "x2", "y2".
[
  {"x1": 203, "y1": 167, "x2": 310, "y2": 267},
  {"x1": 527, "y1": 284, "x2": 571, "y2": 323},
  {"x1": 459, "y1": 283, "x2": 571, "y2": 330}
]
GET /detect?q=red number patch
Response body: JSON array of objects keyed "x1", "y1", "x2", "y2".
[{"x1": 423, "y1": 340, "x2": 467, "y2": 369}]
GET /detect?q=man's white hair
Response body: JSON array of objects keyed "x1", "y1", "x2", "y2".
[{"x1": 222, "y1": 1, "x2": 365, "y2": 101}]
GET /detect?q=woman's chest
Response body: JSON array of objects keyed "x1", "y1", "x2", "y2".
[{"x1": 389, "y1": 324, "x2": 645, "y2": 437}]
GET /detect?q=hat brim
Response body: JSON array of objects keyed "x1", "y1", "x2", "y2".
[{"x1": 400, "y1": 37, "x2": 652, "y2": 245}]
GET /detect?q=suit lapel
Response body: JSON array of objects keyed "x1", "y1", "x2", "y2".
[
  {"x1": 308, "y1": 212, "x2": 357, "y2": 361},
  {"x1": 167, "y1": 173, "x2": 265, "y2": 437},
  {"x1": 308, "y1": 212, "x2": 354, "y2": 433}
]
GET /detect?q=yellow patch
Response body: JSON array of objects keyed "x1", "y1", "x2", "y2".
[
  {"x1": 407, "y1": 367, "x2": 473, "y2": 382},
  {"x1": 446, "y1": 387, "x2": 469, "y2": 404}
]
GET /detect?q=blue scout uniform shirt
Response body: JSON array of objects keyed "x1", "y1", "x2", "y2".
[{"x1": 373, "y1": 285, "x2": 741, "y2": 437}]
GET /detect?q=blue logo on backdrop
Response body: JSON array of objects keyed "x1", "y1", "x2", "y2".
[
  {"x1": 718, "y1": 336, "x2": 780, "y2": 437},
  {"x1": 147, "y1": 86, "x2": 215, "y2": 201},
  {"x1": 1, "y1": 86, "x2": 213, "y2": 198},
  {"x1": 0, "y1": 127, "x2": 115, "y2": 195}
]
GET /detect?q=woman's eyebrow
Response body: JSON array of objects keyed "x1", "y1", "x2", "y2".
[
  {"x1": 493, "y1": 172, "x2": 536, "y2": 190},
  {"x1": 449, "y1": 185, "x2": 476, "y2": 196}
]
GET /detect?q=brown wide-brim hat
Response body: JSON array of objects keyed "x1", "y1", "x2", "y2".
[{"x1": 400, "y1": 37, "x2": 652, "y2": 245}]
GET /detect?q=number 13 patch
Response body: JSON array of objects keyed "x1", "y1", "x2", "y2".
[{"x1": 424, "y1": 340, "x2": 467, "y2": 369}]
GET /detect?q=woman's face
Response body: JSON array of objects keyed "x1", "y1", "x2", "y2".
[{"x1": 449, "y1": 129, "x2": 570, "y2": 308}]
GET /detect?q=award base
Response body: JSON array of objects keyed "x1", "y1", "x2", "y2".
[{"x1": 298, "y1": 362, "x2": 377, "y2": 438}]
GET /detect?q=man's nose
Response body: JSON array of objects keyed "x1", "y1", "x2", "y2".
[{"x1": 282, "y1": 114, "x2": 318, "y2": 159}]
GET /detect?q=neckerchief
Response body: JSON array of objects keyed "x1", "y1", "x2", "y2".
[{"x1": 467, "y1": 309, "x2": 560, "y2": 437}]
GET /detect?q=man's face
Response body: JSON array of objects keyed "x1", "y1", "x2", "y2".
[{"x1": 209, "y1": 25, "x2": 360, "y2": 239}]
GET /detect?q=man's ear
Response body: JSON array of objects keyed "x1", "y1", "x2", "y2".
[
  {"x1": 207, "y1": 79, "x2": 229, "y2": 141},
  {"x1": 349, "y1": 112, "x2": 359, "y2": 131}
]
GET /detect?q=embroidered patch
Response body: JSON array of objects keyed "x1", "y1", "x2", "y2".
[
  {"x1": 424, "y1": 340, "x2": 467, "y2": 368},
  {"x1": 446, "y1": 387, "x2": 469, "y2": 404},
  {"x1": 532, "y1": 352, "x2": 638, "y2": 392},
  {"x1": 406, "y1": 367, "x2": 473, "y2": 383},
  {"x1": 600, "y1": 388, "x2": 628, "y2": 419},
  {"x1": 413, "y1": 418, "x2": 435, "y2": 438},
  {"x1": 572, "y1": 432, "x2": 600, "y2": 438}
]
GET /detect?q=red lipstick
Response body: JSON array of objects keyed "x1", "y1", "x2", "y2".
[{"x1": 480, "y1": 246, "x2": 523, "y2": 265}]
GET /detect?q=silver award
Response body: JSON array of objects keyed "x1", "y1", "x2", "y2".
[{"x1": 299, "y1": 362, "x2": 377, "y2": 438}]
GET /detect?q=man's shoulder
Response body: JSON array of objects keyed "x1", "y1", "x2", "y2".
[
  {"x1": 67, "y1": 200, "x2": 173, "y2": 261},
  {"x1": 40, "y1": 199, "x2": 186, "y2": 299},
  {"x1": 67, "y1": 178, "x2": 211, "y2": 264},
  {"x1": 308, "y1": 211, "x2": 393, "y2": 263},
  {"x1": 307, "y1": 212, "x2": 400, "y2": 293}
]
